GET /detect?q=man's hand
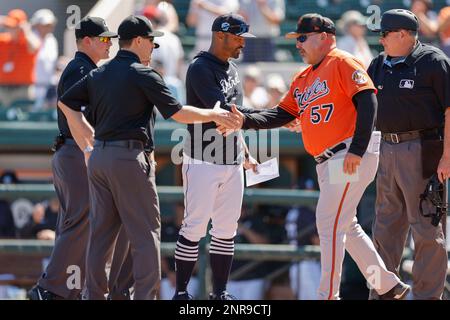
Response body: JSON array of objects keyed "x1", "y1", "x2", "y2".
[
  {"x1": 437, "y1": 154, "x2": 450, "y2": 183},
  {"x1": 216, "y1": 104, "x2": 244, "y2": 136},
  {"x1": 283, "y1": 118, "x2": 302, "y2": 133},
  {"x1": 343, "y1": 152, "x2": 361, "y2": 175},
  {"x1": 210, "y1": 101, "x2": 242, "y2": 130},
  {"x1": 244, "y1": 154, "x2": 259, "y2": 173}
]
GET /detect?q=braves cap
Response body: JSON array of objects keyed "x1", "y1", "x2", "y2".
[
  {"x1": 285, "y1": 13, "x2": 336, "y2": 39},
  {"x1": 211, "y1": 13, "x2": 256, "y2": 38},
  {"x1": 75, "y1": 17, "x2": 117, "y2": 39},
  {"x1": 372, "y1": 9, "x2": 419, "y2": 32}
]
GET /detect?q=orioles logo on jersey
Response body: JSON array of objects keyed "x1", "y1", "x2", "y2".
[
  {"x1": 351, "y1": 70, "x2": 368, "y2": 85},
  {"x1": 294, "y1": 78, "x2": 330, "y2": 115}
]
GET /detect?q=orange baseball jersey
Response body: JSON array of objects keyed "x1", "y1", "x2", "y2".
[{"x1": 279, "y1": 48, "x2": 375, "y2": 157}]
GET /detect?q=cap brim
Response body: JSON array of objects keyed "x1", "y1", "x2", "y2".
[
  {"x1": 239, "y1": 32, "x2": 256, "y2": 38},
  {"x1": 149, "y1": 30, "x2": 164, "y2": 37},
  {"x1": 370, "y1": 28, "x2": 381, "y2": 33},
  {"x1": 99, "y1": 31, "x2": 118, "y2": 38},
  {"x1": 285, "y1": 32, "x2": 300, "y2": 39}
]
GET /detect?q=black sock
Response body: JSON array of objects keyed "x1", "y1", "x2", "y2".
[
  {"x1": 209, "y1": 236, "x2": 234, "y2": 294},
  {"x1": 174, "y1": 235, "x2": 199, "y2": 293}
]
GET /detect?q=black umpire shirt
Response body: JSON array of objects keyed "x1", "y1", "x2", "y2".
[
  {"x1": 57, "y1": 52, "x2": 97, "y2": 139},
  {"x1": 60, "y1": 50, "x2": 182, "y2": 149},
  {"x1": 185, "y1": 51, "x2": 258, "y2": 164},
  {"x1": 367, "y1": 41, "x2": 450, "y2": 133}
]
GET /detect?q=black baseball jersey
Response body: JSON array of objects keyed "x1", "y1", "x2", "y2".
[
  {"x1": 57, "y1": 51, "x2": 97, "y2": 139},
  {"x1": 61, "y1": 50, "x2": 182, "y2": 146},
  {"x1": 367, "y1": 42, "x2": 450, "y2": 133},
  {"x1": 185, "y1": 51, "x2": 256, "y2": 165}
]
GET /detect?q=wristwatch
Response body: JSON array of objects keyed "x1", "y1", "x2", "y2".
[{"x1": 83, "y1": 145, "x2": 94, "y2": 153}]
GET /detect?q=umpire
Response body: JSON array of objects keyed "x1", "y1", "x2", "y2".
[
  {"x1": 28, "y1": 17, "x2": 133, "y2": 300},
  {"x1": 58, "y1": 15, "x2": 240, "y2": 300},
  {"x1": 368, "y1": 9, "x2": 450, "y2": 299}
]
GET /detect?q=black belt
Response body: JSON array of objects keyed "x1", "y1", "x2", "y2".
[
  {"x1": 63, "y1": 138, "x2": 78, "y2": 146},
  {"x1": 381, "y1": 128, "x2": 443, "y2": 144},
  {"x1": 314, "y1": 143, "x2": 347, "y2": 164},
  {"x1": 94, "y1": 139, "x2": 144, "y2": 150}
]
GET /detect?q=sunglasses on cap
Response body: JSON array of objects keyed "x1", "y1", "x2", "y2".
[
  {"x1": 98, "y1": 36, "x2": 112, "y2": 43},
  {"x1": 296, "y1": 32, "x2": 321, "y2": 43},
  {"x1": 222, "y1": 23, "x2": 250, "y2": 35},
  {"x1": 379, "y1": 30, "x2": 400, "y2": 38}
]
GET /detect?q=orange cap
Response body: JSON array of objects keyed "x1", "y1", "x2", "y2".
[{"x1": 3, "y1": 9, "x2": 28, "y2": 28}]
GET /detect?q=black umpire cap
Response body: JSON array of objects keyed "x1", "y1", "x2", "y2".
[
  {"x1": 285, "y1": 13, "x2": 336, "y2": 39},
  {"x1": 374, "y1": 9, "x2": 419, "y2": 32},
  {"x1": 118, "y1": 15, "x2": 164, "y2": 48},
  {"x1": 75, "y1": 17, "x2": 118, "y2": 39},
  {"x1": 211, "y1": 13, "x2": 256, "y2": 38}
]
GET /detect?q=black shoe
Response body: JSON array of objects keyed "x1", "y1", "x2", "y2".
[
  {"x1": 27, "y1": 285, "x2": 64, "y2": 300},
  {"x1": 379, "y1": 282, "x2": 411, "y2": 300},
  {"x1": 172, "y1": 291, "x2": 194, "y2": 300},
  {"x1": 209, "y1": 291, "x2": 236, "y2": 300}
]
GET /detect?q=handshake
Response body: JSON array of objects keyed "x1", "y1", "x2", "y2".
[{"x1": 210, "y1": 101, "x2": 245, "y2": 136}]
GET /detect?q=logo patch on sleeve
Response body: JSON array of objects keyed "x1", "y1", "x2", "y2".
[{"x1": 352, "y1": 70, "x2": 368, "y2": 84}]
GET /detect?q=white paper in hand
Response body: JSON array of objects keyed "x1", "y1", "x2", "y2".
[
  {"x1": 245, "y1": 158, "x2": 280, "y2": 187},
  {"x1": 328, "y1": 157, "x2": 359, "y2": 185}
]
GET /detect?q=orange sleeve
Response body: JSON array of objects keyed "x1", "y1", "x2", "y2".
[
  {"x1": 337, "y1": 57, "x2": 376, "y2": 98},
  {"x1": 278, "y1": 78, "x2": 300, "y2": 118}
]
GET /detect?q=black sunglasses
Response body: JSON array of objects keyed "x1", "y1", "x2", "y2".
[
  {"x1": 296, "y1": 32, "x2": 321, "y2": 43},
  {"x1": 379, "y1": 30, "x2": 400, "y2": 38}
]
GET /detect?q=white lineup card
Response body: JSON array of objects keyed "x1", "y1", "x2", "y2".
[{"x1": 245, "y1": 158, "x2": 280, "y2": 187}]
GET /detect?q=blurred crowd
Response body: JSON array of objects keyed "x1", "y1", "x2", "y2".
[{"x1": 1, "y1": 0, "x2": 448, "y2": 113}]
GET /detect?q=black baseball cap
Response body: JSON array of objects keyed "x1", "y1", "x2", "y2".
[
  {"x1": 211, "y1": 13, "x2": 255, "y2": 38},
  {"x1": 118, "y1": 15, "x2": 164, "y2": 40},
  {"x1": 285, "y1": 13, "x2": 336, "y2": 39},
  {"x1": 373, "y1": 9, "x2": 419, "y2": 32},
  {"x1": 75, "y1": 17, "x2": 117, "y2": 39}
]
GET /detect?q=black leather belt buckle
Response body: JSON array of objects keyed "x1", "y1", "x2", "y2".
[{"x1": 314, "y1": 142, "x2": 347, "y2": 164}]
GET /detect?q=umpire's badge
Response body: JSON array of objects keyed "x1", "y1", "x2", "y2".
[
  {"x1": 399, "y1": 79, "x2": 414, "y2": 89},
  {"x1": 352, "y1": 70, "x2": 368, "y2": 84}
]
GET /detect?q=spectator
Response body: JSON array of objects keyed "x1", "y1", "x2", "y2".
[
  {"x1": 0, "y1": 9, "x2": 41, "y2": 108},
  {"x1": 410, "y1": 0, "x2": 439, "y2": 38},
  {"x1": 438, "y1": 6, "x2": 450, "y2": 56},
  {"x1": 337, "y1": 10, "x2": 373, "y2": 68},
  {"x1": 142, "y1": 0, "x2": 180, "y2": 33},
  {"x1": 30, "y1": 9, "x2": 58, "y2": 111},
  {"x1": 228, "y1": 206, "x2": 291, "y2": 299},
  {"x1": 186, "y1": 0, "x2": 239, "y2": 55},
  {"x1": 0, "y1": 171, "x2": 18, "y2": 239},
  {"x1": 0, "y1": 199, "x2": 14, "y2": 238},
  {"x1": 152, "y1": 59, "x2": 185, "y2": 104},
  {"x1": 21, "y1": 198, "x2": 59, "y2": 240},
  {"x1": 143, "y1": 5, "x2": 185, "y2": 79},
  {"x1": 239, "y1": 0, "x2": 285, "y2": 62},
  {"x1": 242, "y1": 65, "x2": 269, "y2": 109},
  {"x1": 265, "y1": 73, "x2": 287, "y2": 109}
]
